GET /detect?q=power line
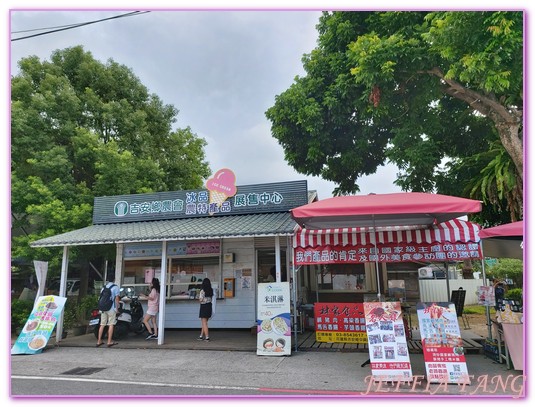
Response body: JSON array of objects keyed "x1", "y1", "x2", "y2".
[
  {"x1": 11, "y1": 11, "x2": 150, "y2": 42},
  {"x1": 12, "y1": 21, "x2": 88, "y2": 34}
]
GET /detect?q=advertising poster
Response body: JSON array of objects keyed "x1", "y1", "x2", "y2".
[
  {"x1": 257, "y1": 282, "x2": 291, "y2": 356},
  {"x1": 314, "y1": 303, "x2": 368, "y2": 344},
  {"x1": 476, "y1": 286, "x2": 495, "y2": 306},
  {"x1": 363, "y1": 302, "x2": 413, "y2": 382},
  {"x1": 11, "y1": 295, "x2": 67, "y2": 355},
  {"x1": 416, "y1": 302, "x2": 470, "y2": 384}
]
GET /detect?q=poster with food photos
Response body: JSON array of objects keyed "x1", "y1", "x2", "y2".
[
  {"x1": 416, "y1": 302, "x2": 470, "y2": 384},
  {"x1": 256, "y1": 283, "x2": 291, "y2": 356},
  {"x1": 314, "y1": 303, "x2": 368, "y2": 344},
  {"x1": 11, "y1": 295, "x2": 67, "y2": 355},
  {"x1": 363, "y1": 302, "x2": 413, "y2": 382}
]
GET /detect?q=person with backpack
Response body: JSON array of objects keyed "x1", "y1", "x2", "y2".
[{"x1": 96, "y1": 274, "x2": 121, "y2": 348}]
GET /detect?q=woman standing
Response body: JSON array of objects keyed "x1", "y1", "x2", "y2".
[
  {"x1": 141, "y1": 278, "x2": 160, "y2": 339},
  {"x1": 198, "y1": 278, "x2": 213, "y2": 341}
]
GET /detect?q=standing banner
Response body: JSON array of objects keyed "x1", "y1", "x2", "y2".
[
  {"x1": 416, "y1": 302, "x2": 470, "y2": 384},
  {"x1": 257, "y1": 282, "x2": 291, "y2": 356},
  {"x1": 314, "y1": 303, "x2": 367, "y2": 344},
  {"x1": 363, "y1": 302, "x2": 413, "y2": 382},
  {"x1": 11, "y1": 295, "x2": 67, "y2": 355}
]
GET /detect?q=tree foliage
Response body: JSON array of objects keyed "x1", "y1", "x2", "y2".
[
  {"x1": 488, "y1": 258, "x2": 523, "y2": 288},
  {"x1": 266, "y1": 11, "x2": 522, "y2": 221},
  {"x1": 11, "y1": 46, "x2": 211, "y2": 267}
]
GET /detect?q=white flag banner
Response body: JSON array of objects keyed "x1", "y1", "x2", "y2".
[{"x1": 33, "y1": 261, "x2": 49, "y2": 304}]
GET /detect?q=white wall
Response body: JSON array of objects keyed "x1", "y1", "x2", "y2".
[
  {"x1": 418, "y1": 279, "x2": 484, "y2": 305},
  {"x1": 165, "y1": 238, "x2": 257, "y2": 329}
]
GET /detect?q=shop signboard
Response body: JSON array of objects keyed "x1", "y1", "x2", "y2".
[
  {"x1": 314, "y1": 303, "x2": 368, "y2": 344},
  {"x1": 93, "y1": 180, "x2": 308, "y2": 224},
  {"x1": 256, "y1": 282, "x2": 291, "y2": 356},
  {"x1": 363, "y1": 301, "x2": 413, "y2": 382},
  {"x1": 416, "y1": 302, "x2": 470, "y2": 384},
  {"x1": 11, "y1": 295, "x2": 67, "y2": 355}
]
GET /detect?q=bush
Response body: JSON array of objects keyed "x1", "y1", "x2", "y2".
[
  {"x1": 77, "y1": 295, "x2": 98, "y2": 321},
  {"x1": 11, "y1": 299, "x2": 34, "y2": 332},
  {"x1": 505, "y1": 288, "x2": 523, "y2": 304},
  {"x1": 63, "y1": 295, "x2": 99, "y2": 328},
  {"x1": 62, "y1": 303, "x2": 78, "y2": 329},
  {"x1": 488, "y1": 258, "x2": 523, "y2": 288}
]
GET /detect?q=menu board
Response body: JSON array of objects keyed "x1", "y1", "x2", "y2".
[
  {"x1": 314, "y1": 303, "x2": 367, "y2": 344},
  {"x1": 363, "y1": 301, "x2": 413, "y2": 382},
  {"x1": 11, "y1": 295, "x2": 67, "y2": 355},
  {"x1": 450, "y1": 289, "x2": 466, "y2": 317},
  {"x1": 256, "y1": 282, "x2": 291, "y2": 356},
  {"x1": 416, "y1": 302, "x2": 469, "y2": 384}
]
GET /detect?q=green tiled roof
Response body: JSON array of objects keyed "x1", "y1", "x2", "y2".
[{"x1": 30, "y1": 212, "x2": 298, "y2": 247}]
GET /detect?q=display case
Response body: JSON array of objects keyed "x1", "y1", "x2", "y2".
[
  {"x1": 123, "y1": 256, "x2": 219, "y2": 300},
  {"x1": 169, "y1": 272, "x2": 207, "y2": 299}
]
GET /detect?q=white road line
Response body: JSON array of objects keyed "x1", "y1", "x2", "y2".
[{"x1": 11, "y1": 375, "x2": 260, "y2": 391}]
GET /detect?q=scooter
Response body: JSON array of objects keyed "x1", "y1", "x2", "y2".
[{"x1": 89, "y1": 287, "x2": 147, "y2": 340}]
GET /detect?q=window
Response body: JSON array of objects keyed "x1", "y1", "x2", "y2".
[
  {"x1": 123, "y1": 257, "x2": 220, "y2": 299},
  {"x1": 317, "y1": 264, "x2": 366, "y2": 291},
  {"x1": 168, "y1": 257, "x2": 219, "y2": 299},
  {"x1": 257, "y1": 249, "x2": 287, "y2": 283},
  {"x1": 123, "y1": 259, "x2": 161, "y2": 296}
]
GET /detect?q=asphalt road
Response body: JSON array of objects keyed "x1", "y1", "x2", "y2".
[{"x1": 10, "y1": 345, "x2": 526, "y2": 399}]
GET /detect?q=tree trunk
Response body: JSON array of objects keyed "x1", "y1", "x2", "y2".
[
  {"x1": 461, "y1": 260, "x2": 474, "y2": 279},
  {"x1": 79, "y1": 261, "x2": 90, "y2": 299},
  {"x1": 496, "y1": 122, "x2": 523, "y2": 184},
  {"x1": 429, "y1": 67, "x2": 524, "y2": 182}
]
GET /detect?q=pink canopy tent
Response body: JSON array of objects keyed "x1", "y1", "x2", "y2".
[
  {"x1": 291, "y1": 192, "x2": 482, "y2": 229},
  {"x1": 293, "y1": 219, "x2": 482, "y2": 266},
  {"x1": 479, "y1": 221, "x2": 523, "y2": 342},
  {"x1": 478, "y1": 221, "x2": 523, "y2": 260},
  {"x1": 290, "y1": 192, "x2": 482, "y2": 297}
]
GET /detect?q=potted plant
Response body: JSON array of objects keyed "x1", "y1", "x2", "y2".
[{"x1": 62, "y1": 303, "x2": 80, "y2": 335}]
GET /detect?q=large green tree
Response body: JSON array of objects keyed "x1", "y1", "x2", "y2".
[
  {"x1": 266, "y1": 11, "x2": 522, "y2": 221},
  {"x1": 11, "y1": 46, "x2": 211, "y2": 270}
]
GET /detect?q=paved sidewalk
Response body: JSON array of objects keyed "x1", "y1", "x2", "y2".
[{"x1": 11, "y1": 329, "x2": 526, "y2": 397}]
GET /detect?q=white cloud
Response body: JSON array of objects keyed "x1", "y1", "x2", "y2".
[{"x1": 10, "y1": 9, "x2": 403, "y2": 199}]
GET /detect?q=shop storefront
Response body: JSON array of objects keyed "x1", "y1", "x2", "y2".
[
  {"x1": 293, "y1": 219, "x2": 482, "y2": 301},
  {"x1": 30, "y1": 180, "x2": 309, "y2": 337}
]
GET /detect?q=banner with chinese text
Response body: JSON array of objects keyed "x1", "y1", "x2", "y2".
[
  {"x1": 363, "y1": 302, "x2": 413, "y2": 382},
  {"x1": 295, "y1": 242, "x2": 481, "y2": 265},
  {"x1": 256, "y1": 283, "x2": 291, "y2": 356},
  {"x1": 11, "y1": 295, "x2": 67, "y2": 355},
  {"x1": 314, "y1": 303, "x2": 367, "y2": 344},
  {"x1": 416, "y1": 302, "x2": 470, "y2": 384}
]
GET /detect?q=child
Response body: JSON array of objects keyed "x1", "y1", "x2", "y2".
[{"x1": 140, "y1": 278, "x2": 160, "y2": 339}]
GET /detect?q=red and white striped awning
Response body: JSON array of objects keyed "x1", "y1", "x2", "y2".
[{"x1": 293, "y1": 219, "x2": 480, "y2": 248}]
